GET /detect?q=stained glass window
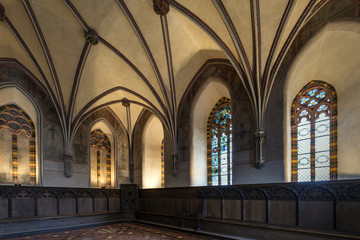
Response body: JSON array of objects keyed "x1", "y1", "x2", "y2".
[
  {"x1": 291, "y1": 81, "x2": 337, "y2": 182},
  {"x1": 207, "y1": 97, "x2": 232, "y2": 186},
  {"x1": 161, "y1": 139, "x2": 165, "y2": 188}
]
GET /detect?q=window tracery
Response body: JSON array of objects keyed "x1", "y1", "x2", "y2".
[
  {"x1": 291, "y1": 81, "x2": 337, "y2": 182},
  {"x1": 207, "y1": 97, "x2": 232, "y2": 186},
  {"x1": 0, "y1": 104, "x2": 36, "y2": 184},
  {"x1": 90, "y1": 129, "x2": 111, "y2": 188}
]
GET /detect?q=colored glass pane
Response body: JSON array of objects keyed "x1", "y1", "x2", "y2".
[
  {"x1": 308, "y1": 89, "x2": 318, "y2": 96},
  {"x1": 299, "y1": 110, "x2": 309, "y2": 117},
  {"x1": 301, "y1": 98, "x2": 310, "y2": 105},
  {"x1": 307, "y1": 99, "x2": 318, "y2": 107},
  {"x1": 315, "y1": 91, "x2": 326, "y2": 99},
  {"x1": 212, "y1": 155, "x2": 218, "y2": 166},
  {"x1": 207, "y1": 98, "x2": 232, "y2": 186},
  {"x1": 317, "y1": 105, "x2": 328, "y2": 112}
]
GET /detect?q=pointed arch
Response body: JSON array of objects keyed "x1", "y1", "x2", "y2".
[
  {"x1": 90, "y1": 127, "x2": 112, "y2": 188},
  {"x1": 291, "y1": 80, "x2": 337, "y2": 182},
  {"x1": 90, "y1": 129, "x2": 111, "y2": 187},
  {"x1": 142, "y1": 114, "x2": 164, "y2": 189},
  {"x1": 0, "y1": 104, "x2": 36, "y2": 185},
  {"x1": 89, "y1": 118, "x2": 119, "y2": 188}
]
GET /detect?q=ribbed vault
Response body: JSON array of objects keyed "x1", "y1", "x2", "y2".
[{"x1": 0, "y1": 0, "x2": 341, "y2": 174}]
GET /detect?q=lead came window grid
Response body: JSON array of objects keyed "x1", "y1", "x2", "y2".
[
  {"x1": 207, "y1": 97, "x2": 232, "y2": 186},
  {"x1": 291, "y1": 81, "x2": 337, "y2": 182}
]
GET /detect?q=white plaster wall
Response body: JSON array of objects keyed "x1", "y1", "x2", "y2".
[
  {"x1": 42, "y1": 162, "x2": 89, "y2": 188},
  {"x1": 142, "y1": 115, "x2": 164, "y2": 189},
  {"x1": 190, "y1": 78, "x2": 230, "y2": 186},
  {"x1": 284, "y1": 20, "x2": 360, "y2": 181},
  {"x1": 45, "y1": 120, "x2": 117, "y2": 188}
]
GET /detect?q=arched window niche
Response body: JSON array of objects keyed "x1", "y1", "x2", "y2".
[
  {"x1": 291, "y1": 81, "x2": 337, "y2": 182},
  {"x1": 89, "y1": 120, "x2": 115, "y2": 188},
  {"x1": 142, "y1": 114, "x2": 164, "y2": 189},
  {"x1": 283, "y1": 20, "x2": 360, "y2": 181},
  {"x1": 190, "y1": 79, "x2": 230, "y2": 186},
  {"x1": 207, "y1": 97, "x2": 232, "y2": 186},
  {"x1": 0, "y1": 85, "x2": 40, "y2": 186}
]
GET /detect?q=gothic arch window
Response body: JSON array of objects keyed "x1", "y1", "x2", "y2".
[
  {"x1": 207, "y1": 97, "x2": 232, "y2": 186},
  {"x1": 0, "y1": 104, "x2": 36, "y2": 185},
  {"x1": 90, "y1": 129, "x2": 111, "y2": 188},
  {"x1": 161, "y1": 139, "x2": 164, "y2": 188},
  {"x1": 291, "y1": 81, "x2": 337, "y2": 182}
]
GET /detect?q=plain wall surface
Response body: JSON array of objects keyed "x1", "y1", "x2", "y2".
[{"x1": 284, "y1": 20, "x2": 360, "y2": 181}]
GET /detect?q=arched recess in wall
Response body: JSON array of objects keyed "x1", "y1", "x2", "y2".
[
  {"x1": 284, "y1": 19, "x2": 360, "y2": 181},
  {"x1": 191, "y1": 79, "x2": 230, "y2": 186},
  {"x1": 177, "y1": 60, "x2": 255, "y2": 186},
  {"x1": 0, "y1": 85, "x2": 41, "y2": 185},
  {"x1": 71, "y1": 107, "x2": 129, "y2": 188},
  {"x1": 142, "y1": 114, "x2": 164, "y2": 189},
  {"x1": 290, "y1": 81, "x2": 337, "y2": 182},
  {"x1": 89, "y1": 120, "x2": 116, "y2": 188}
]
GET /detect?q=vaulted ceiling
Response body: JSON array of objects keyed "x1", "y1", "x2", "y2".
[{"x1": 0, "y1": 0, "x2": 330, "y2": 144}]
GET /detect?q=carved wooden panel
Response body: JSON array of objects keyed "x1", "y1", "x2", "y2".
[{"x1": 120, "y1": 184, "x2": 138, "y2": 211}]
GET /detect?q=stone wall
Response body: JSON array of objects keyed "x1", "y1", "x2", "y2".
[
  {"x1": 74, "y1": 107, "x2": 130, "y2": 187},
  {"x1": 0, "y1": 60, "x2": 63, "y2": 186},
  {"x1": 0, "y1": 60, "x2": 130, "y2": 188},
  {"x1": 177, "y1": 61, "x2": 257, "y2": 186},
  {"x1": 270, "y1": 0, "x2": 360, "y2": 181}
]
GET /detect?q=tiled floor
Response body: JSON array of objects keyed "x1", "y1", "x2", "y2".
[{"x1": 6, "y1": 222, "x2": 215, "y2": 240}]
